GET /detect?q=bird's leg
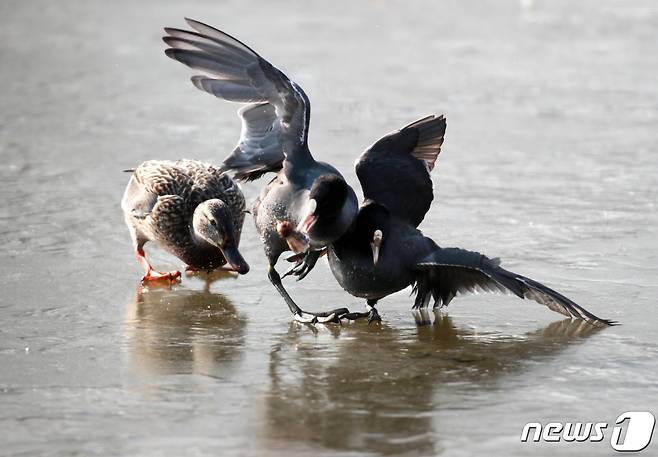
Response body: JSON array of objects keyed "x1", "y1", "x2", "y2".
[
  {"x1": 267, "y1": 265, "x2": 349, "y2": 324},
  {"x1": 366, "y1": 300, "x2": 382, "y2": 323},
  {"x1": 136, "y1": 248, "x2": 181, "y2": 282},
  {"x1": 340, "y1": 299, "x2": 382, "y2": 324}
]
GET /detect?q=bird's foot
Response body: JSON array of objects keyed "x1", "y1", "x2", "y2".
[
  {"x1": 282, "y1": 249, "x2": 325, "y2": 281},
  {"x1": 283, "y1": 254, "x2": 304, "y2": 276},
  {"x1": 292, "y1": 307, "x2": 350, "y2": 324},
  {"x1": 283, "y1": 261, "x2": 312, "y2": 281},
  {"x1": 142, "y1": 269, "x2": 181, "y2": 283},
  {"x1": 367, "y1": 307, "x2": 382, "y2": 324},
  {"x1": 339, "y1": 307, "x2": 382, "y2": 324}
]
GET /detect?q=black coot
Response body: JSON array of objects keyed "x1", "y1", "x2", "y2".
[
  {"x1": 323, "y1": 115, "x2": 615, "y2": 326},
  {"x1": 164, "y1": 19, "x2": 358, "y2": 322}
]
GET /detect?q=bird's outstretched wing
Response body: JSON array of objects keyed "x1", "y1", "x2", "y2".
[
  {"x1": 355, "y1": 115, "x2": 446, "y2": 227},
  {"x1": 413, "y1": 247, "x2": 615, "y2": 326},
  {"x1": 164, "y1": 18, "x2": 311, "y2": 181}
]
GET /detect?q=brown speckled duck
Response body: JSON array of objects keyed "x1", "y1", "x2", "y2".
[{"x1": 121, "y1": 159, "x2": 249, "y2": 282}]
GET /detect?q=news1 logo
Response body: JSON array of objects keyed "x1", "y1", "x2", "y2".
[{"x1": 521, "y1": 411, "x2": 655, "y2": 452}]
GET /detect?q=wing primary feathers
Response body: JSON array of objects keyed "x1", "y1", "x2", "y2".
[
  {"x1": 355, "y1": 114, "x2": 447, "y2": 227},
  {"x1": 164, "y1": 18, "x2": 312, "y2": 181},
  {"x1": 163, "y1": 32, "x2": 254, "y2": 65},
  {"x1": 184, "y1": 18, "x2": 260, "y2": 56},
  {"x1": 405, "y1": 115, "x2": 447, "y2": 171},
  {"x1": 190, "y1": 75, "x2": 267, "y2": 103}
]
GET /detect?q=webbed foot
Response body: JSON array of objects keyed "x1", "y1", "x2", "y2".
[{"x1": 142, "y1": 269, "x2": 181, "y2": 283}]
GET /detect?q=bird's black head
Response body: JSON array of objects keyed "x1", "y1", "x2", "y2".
[
  {"x1": 354, "y1": 201, "x2": 390, "y2": 265},
  {"x1": 310, "y1": 174, "x2": 349, "y2": 218},
  {"x1": 298, "y1": 174, "x2": 352, "y2": 240}
]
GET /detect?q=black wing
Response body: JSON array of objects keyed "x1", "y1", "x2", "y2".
[
  {"x1": 164, "y1": 19, "x2": 311, "y2": 181},
  {"x1": 413, "y1": 247, "x2": 616, "y2": 326},
  {"x1": 355, "y1": 115, "x2": 446, "y2": 227}
]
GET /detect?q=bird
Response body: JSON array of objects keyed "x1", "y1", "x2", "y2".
[
  {"x1": 164, "y1": 19, "x2": 358, "y2": 322},
  {"x1": 320, "y1": 115, "x2": 615, "y2": 326},
  {"x1": 121, "y1": 159, "x2": 249, "y2": 282}
]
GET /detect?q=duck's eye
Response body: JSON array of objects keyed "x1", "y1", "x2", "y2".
[{"x1": 210, "y1": 219, "x2": 217, "y2": 227}]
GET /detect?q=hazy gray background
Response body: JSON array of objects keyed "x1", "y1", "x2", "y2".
[{"x1": 1, "y1": 0, "x2": 657, "y2": 456}]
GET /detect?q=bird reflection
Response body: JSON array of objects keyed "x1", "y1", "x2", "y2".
[
  {"x1": 124, "y1": 283, "x2": 247, "y2": 378},
  {"x1": 184, "y1": 268, "x2": 239, "y2": 293},
  {"x1": 262, "y1": 314, "x2": 602, "y2": 455}
]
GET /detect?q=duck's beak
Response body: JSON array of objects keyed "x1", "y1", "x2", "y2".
[
  {"x1": 220, "y1": 241, "x2": 250, "y2": 275},
  {"x1": 371, "y1": 229, "x2": 383, "y2": 266},
  {"x1": 297, "y1": 199, "x2": 317, "y2": 235}
]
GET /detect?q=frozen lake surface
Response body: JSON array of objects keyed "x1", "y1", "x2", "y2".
[{"x1": 1, "y1": 0, "x2": 657, "y2": 455}]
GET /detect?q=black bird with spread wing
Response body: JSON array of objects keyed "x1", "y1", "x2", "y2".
[
  {"x1": 324, "y1": 116, "x2": 615, "y2": 326},
  {"x1": 164, "y1": 19, "x2": 358, "y2": 322}
]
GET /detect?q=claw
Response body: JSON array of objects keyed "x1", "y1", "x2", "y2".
[
  {"x1": 367, "y1": 308, "x2": 382, "y2": 325},
  {"x1": 285, "y1": 252, "x2": 306, "y2": 263},
  {"x1": 282, "y1": 257, "x2": 314, "y2": 280},
  {"x1": 295, "y1": 264, "x2": 313, "y2": 281},
  {"x1": 338, "y1": 312, "x2": 363, "y2": 321},
  {"x1": 282, "y1": 259, "x2": 306, "y2": 278},
  {"x1": 335, "y1": 306, "x2": 382, "y2": 324},
  {"x1": 283, "y1": 249, "x2": 325, "y2": 281}
]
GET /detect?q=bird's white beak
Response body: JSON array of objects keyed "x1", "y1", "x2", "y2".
[
  {"x1": 297, "y1": 199, "x2": 317, "y2": 235},
  {"x1": 371, "y1": 229, "x2": 383, "y2": 266}
]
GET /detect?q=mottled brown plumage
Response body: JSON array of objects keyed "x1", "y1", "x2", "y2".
[{"x1": 121, "y1": 159, "x2": 249, "y2": 280}]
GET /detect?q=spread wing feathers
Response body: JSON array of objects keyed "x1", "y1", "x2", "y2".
[
  {"x1": 413, "y1": 247, "x2": 615, "y2": 326},
  {"x1": 164, "y1": 18, "x2": 311, "y2": 180},
  {"x1": 355, "y1": 115, "x2": 446, "y2": 227},
  {"x1": 222, "y1": 103, "x2": 284, "y2": 181},
  {"x1": 401, "y1": 115, "x2": 446, "y2": 171}
]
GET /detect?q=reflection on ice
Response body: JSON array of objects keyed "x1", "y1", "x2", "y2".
[
  {"x1": 261, "y1": 314, "x2": 602, "y2": 455},
  {"x1": 123, "y1": 283, "x2": 247, "y2": 378}
]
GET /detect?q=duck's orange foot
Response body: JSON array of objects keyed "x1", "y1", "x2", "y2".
[{"x1": 142, "y1": 270, "x2": 181, "y2": 283}]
